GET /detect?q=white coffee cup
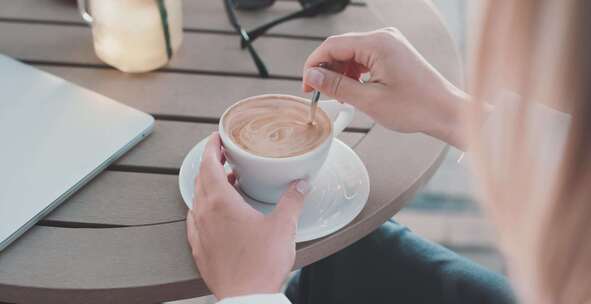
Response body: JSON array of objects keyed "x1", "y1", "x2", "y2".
[{"x1": 219, "y1": 94, "x2": 355, "y2": 203}]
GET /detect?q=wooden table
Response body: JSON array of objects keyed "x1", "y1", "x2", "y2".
[{"x1": 0, "y1": 0, "x2": 462, "y2": 303}]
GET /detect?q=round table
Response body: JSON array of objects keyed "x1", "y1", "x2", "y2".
[{"x1": 0, "y1": 0, "x2": 462, "y2": 302}]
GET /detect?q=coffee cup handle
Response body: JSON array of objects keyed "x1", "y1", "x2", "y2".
[
  {"x1": 318, "y1": 100, "x2": 355, "y2": 137},
  {"x1": 77, "y1": 0, "x2": 94, "y2": 24}
]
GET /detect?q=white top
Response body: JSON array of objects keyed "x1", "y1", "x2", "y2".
[{"x1": 218, "y1": 294, "x2": 291, "y2": 304}]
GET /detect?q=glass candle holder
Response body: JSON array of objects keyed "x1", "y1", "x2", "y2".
[{"x1": 78, "y1": 0, "x2": 183, "y2": 73}]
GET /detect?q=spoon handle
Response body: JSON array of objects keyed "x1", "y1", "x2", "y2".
[
  {"x1": 309, "y1": 90, "x2": 321, "y2": 123},
  {"x1": 308, "y1": 63, "x2": 328, "y2": 124}
]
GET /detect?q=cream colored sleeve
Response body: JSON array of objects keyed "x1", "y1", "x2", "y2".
[{"x1": 217, "y1": 294, "x2": 292, "y2": 304}]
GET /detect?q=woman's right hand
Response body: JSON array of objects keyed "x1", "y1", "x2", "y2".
[{"x1": 303, "y1": 28, "x2": 467, "y2": 148}]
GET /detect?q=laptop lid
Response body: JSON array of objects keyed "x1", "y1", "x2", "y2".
[{"x1": 0, "y1": 55, "x2": 154, "y2": 251}]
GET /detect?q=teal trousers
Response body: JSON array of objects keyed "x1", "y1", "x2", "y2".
[{"x1": 286, "y1": 220, "x2": 516, "y2": 304}]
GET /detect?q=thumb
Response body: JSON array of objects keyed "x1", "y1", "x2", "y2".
[
  {"x1": 303, "y1": 67, "x2": 376, "y2": 107},
  {"x1": 271, "y1": 180, "x2": 310, "y2": 224}
]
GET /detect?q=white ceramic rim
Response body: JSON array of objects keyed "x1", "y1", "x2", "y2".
[{"x1": 218, "y1": 94, "x2": 335, "y2": 162}]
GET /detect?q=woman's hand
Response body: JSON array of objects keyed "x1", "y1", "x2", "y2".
[
  {"x1": 303, "y1": 27, "x2": 468, "y2": 148},
  {"x1": 186, "y1": 132, "x2": 309, "y2": 300}
]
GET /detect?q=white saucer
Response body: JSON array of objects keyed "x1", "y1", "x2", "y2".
[{"x1": 179, "y1": 138, "x2": 370, "y2": 242}]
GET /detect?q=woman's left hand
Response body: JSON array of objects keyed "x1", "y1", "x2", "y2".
[{"x1": 186, "y1": 132, "x2": 309, "y2": 300}]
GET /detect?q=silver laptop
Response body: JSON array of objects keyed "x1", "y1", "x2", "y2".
[{"x1": 0, "y1": 55, "x2": 154, "y2": 251}]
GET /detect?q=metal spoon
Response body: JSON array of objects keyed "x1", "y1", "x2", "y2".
[
  {"x1": 308, "y1": 63, "x2": 328, "y2": 124},
  {"x1": 308, "y1": 90, "x2": 321, "y2": 124}
]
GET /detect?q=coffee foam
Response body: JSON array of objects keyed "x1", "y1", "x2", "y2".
[{"x1": 223, "y1": 95, "x2": 332, "y2": 158}]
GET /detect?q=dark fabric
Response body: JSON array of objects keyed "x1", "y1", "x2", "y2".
[{"x1": 286, "y1": 220, "x2": 516, "y2": 304}]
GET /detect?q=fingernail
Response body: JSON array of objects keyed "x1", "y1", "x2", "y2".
[
  {"x1": 295, "y1": 179, "x2": 311, "y2": 195},
  {"x1": 306, "y1": 68, "x2": 325, "y2": 87}
]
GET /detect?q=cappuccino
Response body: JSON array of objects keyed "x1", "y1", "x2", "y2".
[{"x1": 223, "y1": 95, "x2": 332, "y2": 158}]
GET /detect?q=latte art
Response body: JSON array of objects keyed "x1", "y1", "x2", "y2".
[{"x1": 223, "y1": 96, "x2": 332, "y2": 158}]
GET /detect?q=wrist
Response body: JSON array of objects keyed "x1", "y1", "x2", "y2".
[{"x1": 424, "y1": 84, "x2": 469, "y2": 150}]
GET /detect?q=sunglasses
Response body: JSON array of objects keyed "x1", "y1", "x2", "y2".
[{"x1": 224, "y1": 0, "x2": 351, "y2": 78}]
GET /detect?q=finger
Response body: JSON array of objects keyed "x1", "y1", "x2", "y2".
[
  {"x1": 302, "y1": 34, "x2": 374, "y2": 91},
  {"x1": 303, "y1": 67, "x2": 381, "y2": 110},
  {"x1": 344, "y1": 63, "x2": 369, "y2": 79},
  {"x1": 302, "y1": 62, "x2": 360, "y2": 93},
  {"x1": 220, "y1": 146, "x2": 227, "y2": 165},
  {"x1": 186, "y1": 211, "x2": 203, "y2": 259},
  {"x1": 202, "y1": 132, "x2": 224, "y2": 167},
  {"x1": 186, "y1": 210, "x2": 197, "y2": 246},
  {"x1": 304, "y1": 34, "x2": 373, "y2": 70},
  {"x1": 194, "y1": 171, "x2": 211, "y2": 211},
  {"x1": 271, "y1": 180, "x2": 310, "y2": 225},
  {"x1": 199, "y1": 132, "x2": 230, "y2": 193},
  {"x1": 227, "y1": 171, "x2": 237, "y2": 185},
  {"x1": 323, "y1": 62, "x2": 368, "y2": 80},
  {"x1": 302, "y1": 62, "x2": 368, "y2": 92},
  {"x1": 193, "y1": 174, "x2": 201, "y2": 210},
  {"x1": 196, "y1": 135, "x2": 228, "y2": 205}
]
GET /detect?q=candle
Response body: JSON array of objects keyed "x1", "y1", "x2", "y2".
[{"x1": 79, "y1": 0, "x2": 183, "y2": 73}]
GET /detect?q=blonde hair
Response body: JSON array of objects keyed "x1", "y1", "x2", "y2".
[{"x1": 469, "y1": 1, "x2": 591, "y2": 303}]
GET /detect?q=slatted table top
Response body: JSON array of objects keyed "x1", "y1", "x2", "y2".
[{"x1": 0, "y1": 0, "x2": 461, "y2": 303}]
